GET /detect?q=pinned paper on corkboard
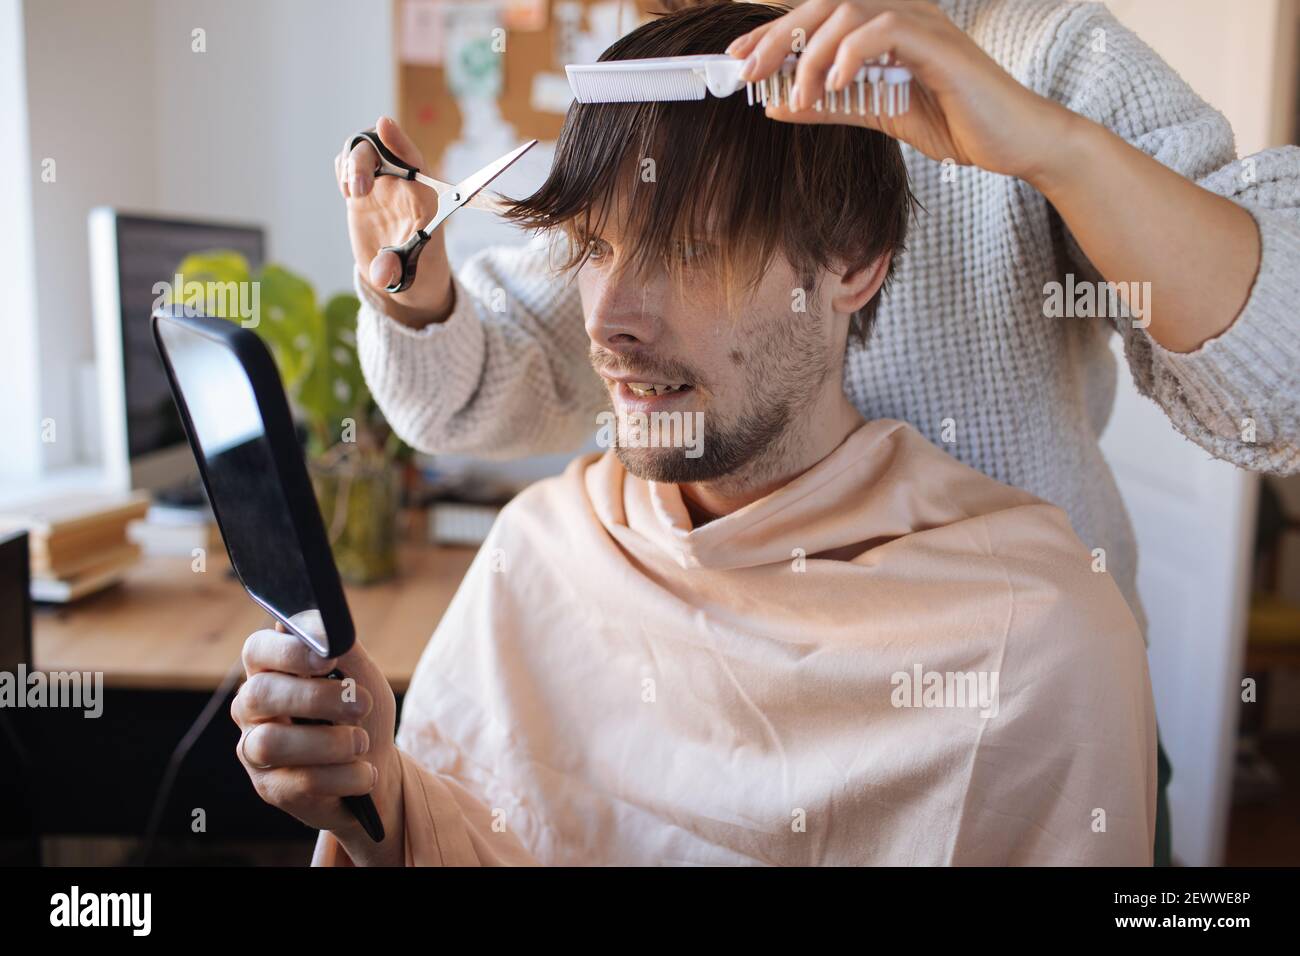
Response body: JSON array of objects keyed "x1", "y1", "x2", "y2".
[
  {"x1": 444, "y1": 4, "x2": 504, "y2": 99},
  {"x1": 503, "y1": 0, "x2": 549, "y2": 32},
  {"x1": 395, "y1": 0, "x2": 658, "y2": 174},
  {"x1": 399, "y1": 0, "x2": 444, "y2": 67}
]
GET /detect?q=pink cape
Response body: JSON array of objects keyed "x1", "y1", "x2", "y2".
[{"x1": 315, "y1": 420, "x2": 1155, "y2": 865}]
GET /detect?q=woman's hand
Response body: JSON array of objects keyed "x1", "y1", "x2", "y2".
[
  {"x1": 232, "y1": 624, "x2": 404, "y2": 863},
  {"x1": 732, "y1": 0, "x2": 1262, "y2": 354},
  {"x1": 336, "y1": 115, "x2": 454, "y2": 328},
  {"x1": 727, "y1": 0, "x2": 1077, "y2": 187}
]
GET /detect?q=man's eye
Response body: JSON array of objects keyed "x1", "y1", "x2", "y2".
[
  {"x1": 672, "y1": 239, "x2": 712, "y2": 263},
  {"x1": 585, "y1": 238, "x2": 612, "y2": 262}
]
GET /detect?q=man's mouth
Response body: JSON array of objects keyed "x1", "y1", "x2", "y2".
[{"x1": 623, "y1": 381, "x2": 692, "y2": 397}]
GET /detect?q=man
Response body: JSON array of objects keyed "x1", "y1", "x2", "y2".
[
  {"x1": 341, "y1": 2, "x2": 1300, "y2": 865},
  {"x1": 233, "y1": 3, "x2": 1156, "y2": 866}
]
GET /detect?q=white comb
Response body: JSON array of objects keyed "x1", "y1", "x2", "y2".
[{"x1": 565, "y1": 53, "x2": 913, "y2": 117}]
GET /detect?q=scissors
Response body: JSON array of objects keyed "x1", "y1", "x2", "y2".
[{"x1": 348, "y1": 130, "x2": 537, "y2": 293}]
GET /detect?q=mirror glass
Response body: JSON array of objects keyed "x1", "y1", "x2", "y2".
[{"x1": 154, "y1": 315, "x2": 335, "y2": 657}]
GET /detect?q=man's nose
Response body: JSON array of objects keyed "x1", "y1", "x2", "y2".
[{"x1": 584, "y1": 272, "x2": 661, "y2": 352}]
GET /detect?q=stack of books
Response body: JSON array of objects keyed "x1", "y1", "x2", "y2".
[
  {"x1": 0, "y1": 493, "x2": 149, "y2": 602},
  {"x1": 127, "y1": 503, "x2": 222, "y2": 557}
]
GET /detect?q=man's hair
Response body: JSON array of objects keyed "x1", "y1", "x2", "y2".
[{"x1": 504, "y1": 1, "x2": 913, "y2": 345}]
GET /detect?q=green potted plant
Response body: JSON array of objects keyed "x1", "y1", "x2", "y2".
[{"x1": 170, "y1": 250, "x2": 409, "y2": 584}]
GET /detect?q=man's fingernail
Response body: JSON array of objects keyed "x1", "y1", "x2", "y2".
[
  {"x1": 353, "y1": 727, "x2": 369, "y2": 755},
  {"x1": 370, "y1": 763, "x2": 379, "y2": 786},
  {"x1": 739, "y1": 53, "x2": 758, "y2": 81},
  {"x1": 827, "y1": 66, "x2": 841, "y2": 89}
]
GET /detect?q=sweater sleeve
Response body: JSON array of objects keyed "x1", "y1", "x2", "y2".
[
  {"x1": 355, "y1": 231, "x2": 607, "y2": 459},
  {"x1": 310, "y1": 749, "x2": 540, "y2": 867},
  {"x1": 1044, "y1": 2, "x2": 1300, "y2": 474}
]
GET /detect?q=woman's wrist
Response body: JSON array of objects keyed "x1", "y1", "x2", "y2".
[
  {"x1": 381, "y1": 279, "x2": 456, "y2": 330},
  {"x1": 1018, "y1": 99, "x2": 1098, "y2": 198}
]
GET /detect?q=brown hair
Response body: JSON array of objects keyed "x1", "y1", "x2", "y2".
[{"x1": 504, "y1": 0, "x2": 913, "y2": 346}]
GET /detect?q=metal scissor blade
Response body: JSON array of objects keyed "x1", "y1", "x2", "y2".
[
  {"x1": 414, "y1": 172, "x2": 508, "y2": 214},
  {"x1": 426, "y1": 139, "x2": 537, "y2": 231}
]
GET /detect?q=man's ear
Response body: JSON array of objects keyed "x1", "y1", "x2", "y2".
[{"x1": 830, "y1": 253, "x2": 892, "y2": 315}]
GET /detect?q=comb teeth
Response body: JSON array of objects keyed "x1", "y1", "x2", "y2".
[
  {"x1": 567, "y1": 68, "x2": 709, "y2": 103},
  {"x1": 746, "y1": 56, "x2": 912, "y2": 118}
]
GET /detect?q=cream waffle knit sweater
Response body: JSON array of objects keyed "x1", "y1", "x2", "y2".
[{"x1": 353, "y1": 0, "x2": 1300, "y2": 632}]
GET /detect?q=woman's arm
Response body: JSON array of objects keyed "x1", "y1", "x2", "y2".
[
  {"x1": 1032, "y1": 2, "x2": 1300, "y2": 473},
  {"x1": 1032, "y1": 110, "x2": 1261, "y2": 355},
  {"x1": 354, "y1": 233, "x2": 607, "y2": 460},
  {"x1": 339, "y1": 118, "x2": 609, "y2": 460},
  {"x1": 730, "y1": 0, "x2": 1299, "y2": 471}
]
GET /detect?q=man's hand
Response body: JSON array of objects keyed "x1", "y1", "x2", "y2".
[
  {"x1": 336, "y1": 115, "x2": 456, "y2": 328},
  {"x1": 232, "y1": 624, "x2": 404, "y2": 864},
  {"x1": 727, "y1": 0, "x2": 1077, "y2": 188}
]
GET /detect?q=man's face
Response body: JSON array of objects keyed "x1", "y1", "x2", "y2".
[{"x1": 577, "y1": 213, "x2": 846, "y2": 486}]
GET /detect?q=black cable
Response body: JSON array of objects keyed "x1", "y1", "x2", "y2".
[{"x1": 134, "y1": 653, "x2": 244, "y2": 866}]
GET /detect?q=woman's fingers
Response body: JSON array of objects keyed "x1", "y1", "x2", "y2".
[
  {"x1": 731, "y1": 1, "x2": 947, "y2": 112},
  {"x1": 233, "y1": 670, "x2": 373, "y2": 725},
  {"x1": 239, "y1": 722, "x2": 368, "y2": 769},
  {"x1": 790, "y1": 1, "x2": 878, "y2": 109},
  {"x1": 346, "y1": 137, "x2": 377, "y2": 199},
  {"x1": 334, "y1": 149, "x2": 349, "y2": 199},
  {"x1": 828, "y1": 6, "x2": 957, "y2": 92},
  {"x1": 375, "y1": 115, "x2": 426, "y2": 169},
  {"x1": 242, "y1": 628, "x2": 337, "y2": 679},
  {"x1": 739, "y1": 0, "x2": 833, "y2": 82},
  {"x1": 337, "y1": 117, "x2": 423, "y2": 202},
  {"x1": 724, "y1": 19, "x2": 774, "y2": 59}
]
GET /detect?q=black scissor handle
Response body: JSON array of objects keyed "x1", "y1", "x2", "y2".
[
  {"x1": 349, "y1": 129, "x2": 418, "y2": 181},
  {"x1": 378, "y1": 230, "x2": 429, "y2": 294}
]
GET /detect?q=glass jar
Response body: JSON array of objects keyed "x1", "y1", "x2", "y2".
[{"x1": 308, "y1": 453, "x2": 401, "y2": 585}]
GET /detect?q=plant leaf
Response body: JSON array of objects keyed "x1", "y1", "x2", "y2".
[{"x1": 170, "y1": 251, "x2": 252, "y2": 318}]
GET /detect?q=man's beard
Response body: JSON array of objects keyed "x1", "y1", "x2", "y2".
[
  {"x1": 594, "y1": 305, "x2": 831, "y2": 488},
  {"x1": 610, "y1": 394, "x2": 792, "y2": 485}
]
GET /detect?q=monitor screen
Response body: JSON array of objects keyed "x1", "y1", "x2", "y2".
[{"x1": 110, "y1": 215, "x2": 264, "y2": 460}]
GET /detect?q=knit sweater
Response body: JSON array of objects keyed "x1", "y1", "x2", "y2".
[{"x1": 355, "y1": 0, "x2": 1300, "y2": 633}]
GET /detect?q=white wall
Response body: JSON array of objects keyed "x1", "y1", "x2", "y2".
[
  {"x1": 5, "y1": 0, "x2": 394, "y2": 491},
  {"x1": 1108, "y1": 0, "x2": 1297, "y2": 153},
  {"x1": 150, "y1": 0, "x2": 394, "y2": 295},
  {"x1": 23, "y1": 0, "x2": 158, "y2": 472},
  {"x1": 0, "y1": 0, "x2": 46, "y2": 482}
]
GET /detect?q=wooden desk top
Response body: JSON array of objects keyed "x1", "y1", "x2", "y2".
[{"x1": 33, "y1": 541, "x2": 478, "y2": 693}]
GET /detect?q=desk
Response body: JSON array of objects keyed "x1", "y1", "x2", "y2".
[
  {"x1": 34, "y1": 541, "x2": 478, "y2": 693},
  {"x1": 24, "y1": 537, "x2": 479, "y2": 849}
]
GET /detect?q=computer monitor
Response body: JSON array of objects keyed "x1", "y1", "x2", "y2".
[{"x1": 89, "y1": 209, "x2": 265, "y2": 498}]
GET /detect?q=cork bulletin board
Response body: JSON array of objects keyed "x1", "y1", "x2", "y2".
[{"x1": 394, "y1": 0, "x2": 664, "y2": 175}]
